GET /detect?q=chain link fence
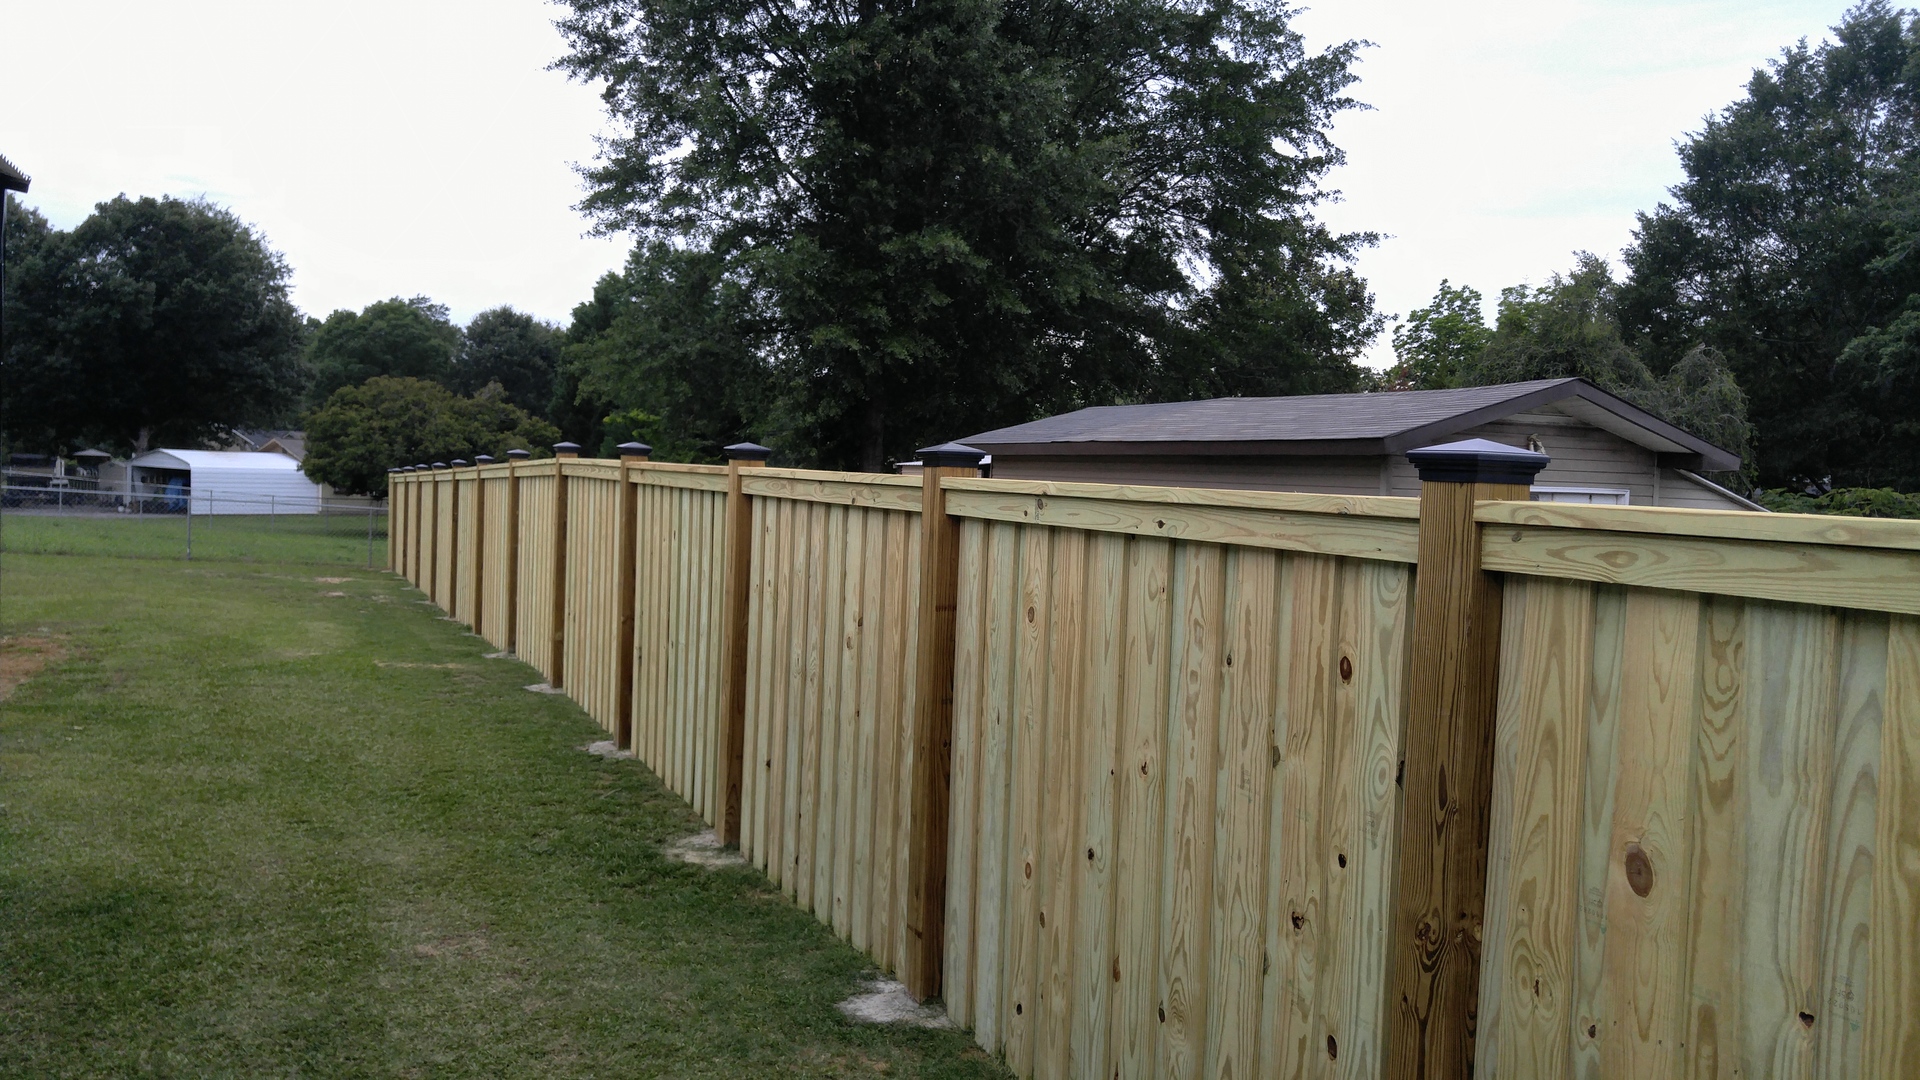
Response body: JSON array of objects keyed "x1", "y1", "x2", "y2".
[{"x1": 1, "y1": 472, "x2": 387, "y2": 567}]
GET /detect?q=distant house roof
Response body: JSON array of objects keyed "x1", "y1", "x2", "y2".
[
  {"x1": 961, "y1": 378, "x2": 1741, "y2": 472},
  {"x1": 129, "y1": 449, "x2": 307, "y2": 472},
  {"x1": 232, "y1": 429, "x2": 306, "y2": 461}
]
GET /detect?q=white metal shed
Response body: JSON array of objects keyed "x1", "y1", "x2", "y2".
[{"x1": 127, "y1": 449, "x2": 324, "y2": 515}]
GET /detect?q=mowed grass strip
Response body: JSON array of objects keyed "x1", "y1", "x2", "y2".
[
  {"x1": 2, "y1": 511, "x2": 386, "y2": 566},
  {"x1": 0, "y1": 553, "x2": 1006, "y2": 1078}
]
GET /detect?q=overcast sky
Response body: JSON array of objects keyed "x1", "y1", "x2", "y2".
[{"x1": 5, "y1": 0, "x2": 1854, "y2": 368}]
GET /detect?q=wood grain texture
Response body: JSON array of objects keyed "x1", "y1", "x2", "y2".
[
  {"x1": 741, "y1": 471, "x2": 924, "y2": 511},
  {"x1": 717, "y1": 457, "x2": 765, "y2": 843},
  {"x1": 1385, "y1": 479, "x2": 1526, "y2": 1080},
  {"x1": 1474, "y1": 499, "x2": 1920, "y2": 551},
  {"x1": 944, "y1": 489, "x2": 1419, "y2": 564},
  {"x1": 904, "y1": 463, "x2": 984, "y2": 1000},
  {"x1": 1868, "y1": 615, "x2": 1920, "y2": 1076},
  {"x1": 1480, "y1": 523, "x2": 1920, "y2": 616},
  {"x1": 942, "y1": 476, "x2": 1420, "y2": 519}
]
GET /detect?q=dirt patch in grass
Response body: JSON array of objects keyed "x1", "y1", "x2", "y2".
[{"x1": 0, "y1": 635, "x2": 67, "y2": 702}]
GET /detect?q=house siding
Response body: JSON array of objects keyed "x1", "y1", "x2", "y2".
[{"x1": 989, "y1": 454, "x2": 1389, "y2": 494}]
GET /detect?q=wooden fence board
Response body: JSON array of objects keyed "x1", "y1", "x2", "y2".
[{"x1": 385, "y1": 462, "x2": 1920, "y2": 1078}]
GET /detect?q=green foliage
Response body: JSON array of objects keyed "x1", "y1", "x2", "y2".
[
  {"x1": 553, "y1": 0, "x2": 1379, "y2": 469},
  {"x1": 1454, "y1": 255, "x2": 1753, "y2": 471},
  {"x1": 1618, "y1": 1, "x2": 1920, "y2": 488},
  {"x1": 448, "y1": 307, "x2": 561, "y2": 414},
  {"x1": 302, "y1": 376, "x2": 559, "y2": 495},
  {"x1": 305, "y1": 297, "x2": 461, "y2": 407},
  {"x1": 1, "y1": 194, "x2": 306, "y2": 454},
  {"x1": 1382, "y1": 280, "x2": 1491, "y2": 389},
  {"x1": 1757, "y1": 486, "x2": 1920, "y2": 517},
  {"x1": 566, "y1": 250, "x2": 771, "y2": 462}
]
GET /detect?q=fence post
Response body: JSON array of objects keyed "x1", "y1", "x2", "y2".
[
  {"x1": 504, "y1": 449, "x2": 529, "y2": 655},
  {"x1": 412, "y1": 466, "x2": 427, "y2": 587},
  {"x1": 613, "y1": 442, "x2": 652, "y2": 751},
  {"x1": 449, "y1": 460, "x2": 469, "y2": 621},
  {"x1": 549, "y1": 442, "x2": 579, "y2": 687},
  {"x1": 717, "y1": 441, "x2": 773, "y2": 846},
  {"x1": 471, "y1": 456, "x2": 494, "y2": 632},
  {"x1": 1385, "y1": 438, "x2": 1547, "y2": 1080},
  {"x1": 429, "y1": 463, "x2": 448, "y2": 601},
  {"x1": 902, "y1": 441, "x2": 988, "y2": 1002}
]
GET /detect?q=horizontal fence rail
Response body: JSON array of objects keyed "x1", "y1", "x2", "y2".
[{"x1": 388, "y1": 451, "x2": 1920, "y2": 1079}]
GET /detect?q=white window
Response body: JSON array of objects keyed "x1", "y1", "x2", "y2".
[{"x1": 1531, "y1": 485, "x2": 1630, "y2": 505}]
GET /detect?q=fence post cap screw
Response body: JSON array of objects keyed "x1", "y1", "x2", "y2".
[
  {"x1": 617, "y1": 441, "x2": 652, "y2": 459},
  {"x1": 474, "y1": 454, "x2": 495, "y2": 464},
  {"x1": 916, "y1": 441, "x2": 989, "y2": 469},
  {"x1": 505, "y1": 448, "x2": 531, "y2": 460},
  {"x1": 724, "y1": 442, "x2": 773, "y2": 461},
  {"x1": 1405, "y1": 438, "x2": 1549, "y2": 485}
]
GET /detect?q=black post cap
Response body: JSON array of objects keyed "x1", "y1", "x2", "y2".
[
  {"x1": 474, "y1": 454, "x2": 495, "y2": 464},
  {"x1": 917, "y1": 442, "x2": 989, "y2": 469},
  {"x1": 617, "y1": 441, "x2": 652, "y2": 458},
  {"x1": 1405, "y1": 438, "x2": 1550, "y2": 485},
  {"x1": 431, "y1": 462, "x2": 448, "y2": 470},
  {"x1": 552, "y1": 441, "x2": 581, "y2": 454},
  {"x1": 724, "y1": 442, "x2": 773, "y2": 462},
  {"x1": 450, "y1": 459, "x2": 469, "y2": 467},
  {"x1": 387, "y1": 467, "x2": 400, "y2": 473},
  {"x1": 505, "y1": 449, "x2": 531, "y2": 460}
]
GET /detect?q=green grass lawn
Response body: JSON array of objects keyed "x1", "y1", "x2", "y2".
[
  {"x1": 0, "y1": 551, "x2": 1005, "y2": 1078},
  {"x1": 2, "y1": 512, "x2": 387, "y2": 566}
]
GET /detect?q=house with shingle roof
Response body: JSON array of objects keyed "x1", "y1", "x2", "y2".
[{"x1": 957, "y1": 378, "x2": 1760, "y2": 510}]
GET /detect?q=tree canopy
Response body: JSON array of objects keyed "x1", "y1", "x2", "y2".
[
  {"x1": 1617, "y1": 0, "x2": 1920, "y2": 488},
  {"x1": 1, "y1": 194, "x2": 306, "y2": 453},
  {"x1": 1386, "y1": 259, "x2": 1754, "y2": 473},
  {"x1": 554, "y1": 0, "x2": 1380, "y2": 469},
  {"x1": 448, "y1": 306, "x2": 561, "y2": 414},
  {"x1": 302, "y1": 377, "x2": 560, "y2": 495},
  {"x1": 305, "y1": 297, "x2": 461, "y2": 408}
]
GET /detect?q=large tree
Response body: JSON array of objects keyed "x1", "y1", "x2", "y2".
[
  {"x1": 448, "y1": 306, "x2": 561, "y2": 414},
  {"x1": 1, "y1": 195, "x2": 305, "y2": 453},
  {"x1": 1618, "y1": 1, "x2": 1920, "y2": 487},
  {"x1": 302, "y1": 376, "x2": 560, "y2": 495},
  {"x1": 554, "y1": 0, "x2": 1379, "y2": 469},
  {"x1": 304, "y1": 297, "x2": 461, "y2": 407}
]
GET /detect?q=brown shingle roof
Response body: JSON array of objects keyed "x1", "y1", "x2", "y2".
[{"x1": 961, "y1": 378, "x2": 1740, "y2": 472}]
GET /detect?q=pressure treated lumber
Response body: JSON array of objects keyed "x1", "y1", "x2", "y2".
[
  {"x1": 718, "y1": 447, "x2": 768, "y2": 845},
  {"x1": 549, "y1": 446, "x2": 575, "y2": 687},
  {"x1": 903, "y1": 453, "x2": 985, "y2": 1000},
  {"x1": 1385, "y1": 476, "x2": 1530, "y2": 1079},
  {"x1": 613, "y1": 445, "x2": 648, "y2": 749}
]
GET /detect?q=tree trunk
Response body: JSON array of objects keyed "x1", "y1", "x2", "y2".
[{"x1": 133, "y1": 426, "x2": 153, "y2": 455}]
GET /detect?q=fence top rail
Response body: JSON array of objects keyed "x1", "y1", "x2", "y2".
[
  {"x1": 741, "y1": 468, "x2": 924, "y2": 512},
  {"x1": 1474, "y1": 499, "x2": 1920, "y2": 553},
  {"x1": 559, "y1": 461, "x2": 623, "y2": 482},
  {"x1": 941, "y1": 475, "x2": 1422, "y2": 518},
  {"x1": 942, "y1": 476, "x2": 1422, "y2": 562}
]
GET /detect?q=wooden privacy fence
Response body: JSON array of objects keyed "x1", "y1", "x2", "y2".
[{"x1": 386, "y1": 440, "x2": 1918, "y2": 1079}]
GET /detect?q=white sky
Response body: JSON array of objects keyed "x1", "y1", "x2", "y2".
[{"x1": 5, "y1": 0, "x2": 1854, "y2": 367}]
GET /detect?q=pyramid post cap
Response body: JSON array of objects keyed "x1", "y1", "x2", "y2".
[
  {"x1": 916, "y1": 442, "x2": 989, "y2": 469},
  {"x1": 1405, "y1": 438, "x2": 1550, "y2": 485},
  {"x1": 723, "y1": 442, "x2": 773, "y2": 462}
]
